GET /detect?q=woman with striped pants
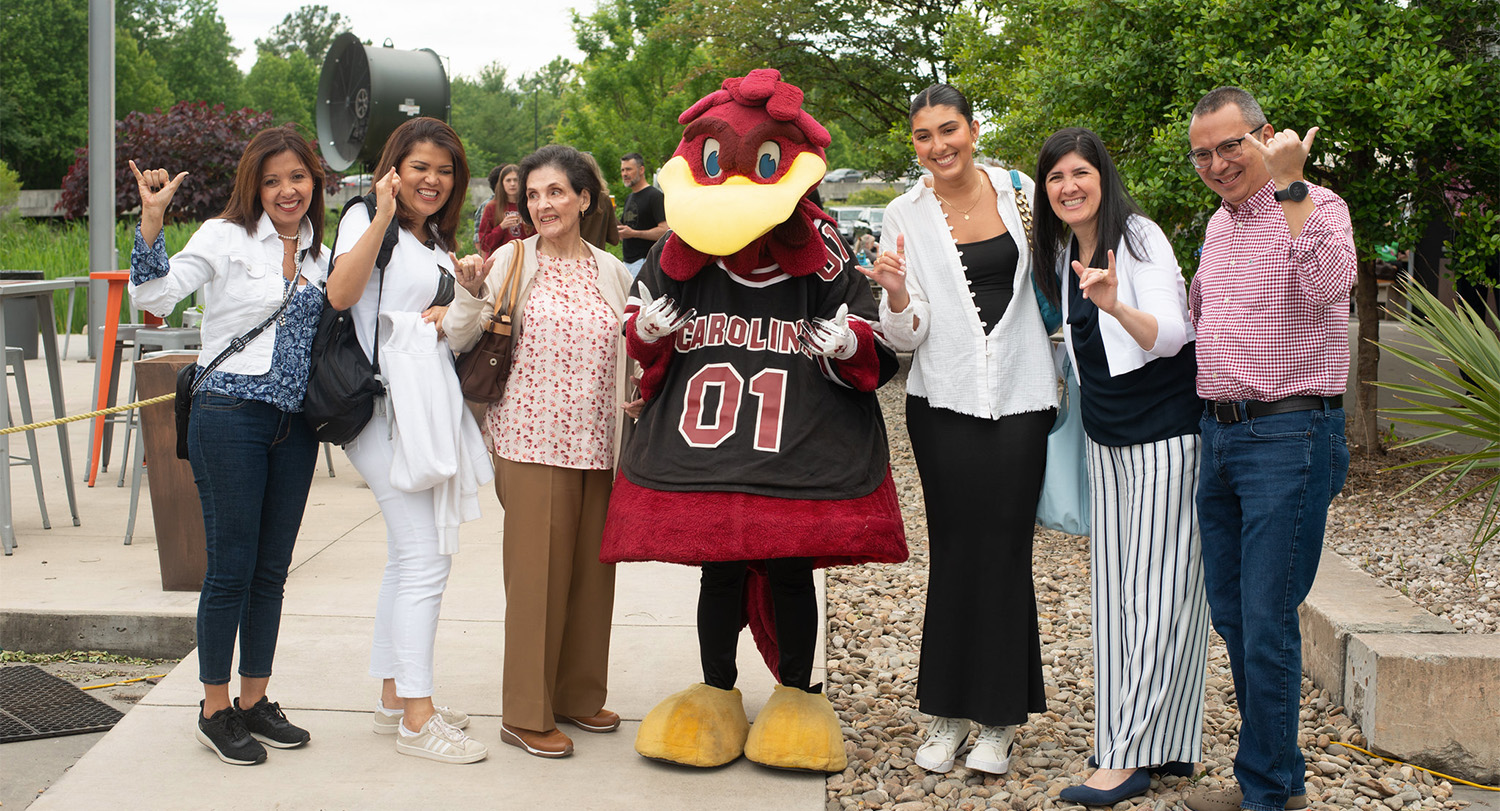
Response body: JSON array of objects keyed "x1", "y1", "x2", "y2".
[{"x1": 1032, "y1": 127, "x2": 1210, "y2": 806}]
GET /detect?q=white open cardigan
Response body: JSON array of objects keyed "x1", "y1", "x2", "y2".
[{"x1": 877, "y1": 165, "x2": 1058, "y2": 419}]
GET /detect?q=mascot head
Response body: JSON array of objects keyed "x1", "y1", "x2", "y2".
[{"x1": 658, "y1": 69, "x2": 833, "y2": 278}]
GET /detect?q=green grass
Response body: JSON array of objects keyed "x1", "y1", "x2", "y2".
[{"x1": 0, "y1": 218, "x2": 200, "y2": 330}]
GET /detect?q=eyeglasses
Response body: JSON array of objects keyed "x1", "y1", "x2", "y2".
[{"x1": 1186, "y1": 136, "x2": 1248, "y2": 169}]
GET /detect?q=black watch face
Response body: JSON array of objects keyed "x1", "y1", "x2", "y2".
[{"x1": 1278, "y1": 181, "x2": 1308, "y2": 202}]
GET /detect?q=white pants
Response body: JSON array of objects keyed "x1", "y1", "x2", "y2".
[
  {"x1": 346, "y1": 411, "x2": 452, "y2": 698},
  {"x1": 1087, "y1": 433, "x2": 1210, "y2": 769}
]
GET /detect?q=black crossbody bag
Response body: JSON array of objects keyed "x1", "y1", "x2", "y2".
[{"x1": 174, "y1": 260, "x2": 302, "y2": 460}]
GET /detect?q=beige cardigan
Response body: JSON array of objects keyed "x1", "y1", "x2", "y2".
[{"x1": 445, "y1": 235, "x2": 636, "y2": 467}]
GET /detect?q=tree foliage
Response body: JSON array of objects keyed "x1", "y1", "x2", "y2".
[
  {"x1": 151, "y1": 0, "x2": 244, "y2": 107},
  {"x1": 0, "y1": 0, "x2": 89, "y2": 188},
  {"x1": 555, "y1": 0, "x2": 723, "y2": 202},
  {"x1": 951, "y1": 0, "x2": 1500, "y2": 453},
  {"x1": 254, "y1": 4, "x2": 352, "y2": 61},
  {"x1": 115, "y1": 26, "x2": 174, "y2": 116},
  {"x1": 451, "y1": 58, "x2": 573, "y2": 176},
  {"x1": 245, "y1": 49, "x2": 320, "y2": 135},
  {"x1": 59, "y1": 102, "x2": 274, "y2": 221},
  {"x1": 665, "y1": 0, "x2": 981, "y2": 179}
]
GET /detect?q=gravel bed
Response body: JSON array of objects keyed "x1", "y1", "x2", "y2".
[{"x1": 823, "y1": 367, "x2": 1491, "y2": 810}]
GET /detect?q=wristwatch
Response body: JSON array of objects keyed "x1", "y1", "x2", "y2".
[{"x1": 1274, "y1": 180, "x2": 1309, "y2": 203}]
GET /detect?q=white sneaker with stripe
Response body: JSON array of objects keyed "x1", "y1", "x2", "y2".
[{"x1": 394, "y1": 715, "x2": 488, "y2": 764}]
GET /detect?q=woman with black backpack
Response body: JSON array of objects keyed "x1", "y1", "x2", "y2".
[{"x1": 324, "y1": 116, "x2": 490, "y2": 765}]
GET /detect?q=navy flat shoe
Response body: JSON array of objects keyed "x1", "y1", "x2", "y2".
[
  {"x1": 1058, "y1": 768, "x2": 1150, "y2": 806},
  {"x1": 1085, "y1": 755, "x2": 1194, "y2": 776}
]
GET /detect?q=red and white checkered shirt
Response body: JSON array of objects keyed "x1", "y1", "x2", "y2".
[{"x1": 1190, "y1": 180, "x2": 1357, "y2": 401}]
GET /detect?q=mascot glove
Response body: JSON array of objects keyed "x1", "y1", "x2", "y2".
[
  {"x1": 635, "y1": 281, "x2": 697, "y2": 343},
  {"x1": 797, "y1": 304, "x2": 858, "y2": 360}
]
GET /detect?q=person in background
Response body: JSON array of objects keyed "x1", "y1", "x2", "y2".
[
  {"x1": 473, "y1": 165, "x2": 500, "y2": 248},
  {"x1": 1184, "y1": 86, "x2": 1354, "y2": 811},
  {"x1": 128, "y1": 126, "x2": 328, "y2": 766},
  {"x1": 860, "y1": 84, "x2": 1057, "y2": 777},
  {"x1": 478, "y1": 164, "x2": 534, "y2": 258},
  {"x1": 617, "y1": 152, "x2": 667, "y2": 277},
  {"x1": 578, "y1": 152, "x2": 622, "y2": 251},
  {"x1": 1033, "y1": 127, "x2": 1208, "y2": 806},
  {"x1": 326, "y1": 116, "x2": 489, "y2": 765},
  {"x1": 446, "y1": 144, "x2": 634, "y2": 760}
]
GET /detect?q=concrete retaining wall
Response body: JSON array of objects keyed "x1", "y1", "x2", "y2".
[
  {"x1": 0, "y1": 610, "x2": 196, "y2": 659},
  {"x1": 1300, "y1": 549, "x2": 1499, "y2": 783}
]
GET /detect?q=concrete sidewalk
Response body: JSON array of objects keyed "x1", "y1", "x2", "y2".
[{"x1": 0, "y1": 342, "x2": 824, "y2": 810}]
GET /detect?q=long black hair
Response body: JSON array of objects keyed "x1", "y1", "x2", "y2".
[
  {"x1": 909, "y1": 83, "x2": 974, "y2": 124},
  {"x1": 1032, "y1": 127, "x2": 1145, "y2": 307}
]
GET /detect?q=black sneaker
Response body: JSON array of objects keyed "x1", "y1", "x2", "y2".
[
  {"x1": 196, "y1": 701, "x2": 267, "y2": 765},
  {"x1": 236, "y1": 696, "x2": 311, "y2": 749}
]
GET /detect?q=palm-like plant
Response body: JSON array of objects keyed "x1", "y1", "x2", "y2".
[{"x1": 1375, "y1": 281, "x2": 1500, "y2": 578}]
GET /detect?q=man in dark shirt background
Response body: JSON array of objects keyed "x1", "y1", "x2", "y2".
[{"x1": 618, "y1": 153, "x2": 669, "y2": 277}]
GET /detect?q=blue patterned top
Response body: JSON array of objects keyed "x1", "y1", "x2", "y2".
[{"x1": 132, "y1": 227, "x2": 324, "y2": 412}]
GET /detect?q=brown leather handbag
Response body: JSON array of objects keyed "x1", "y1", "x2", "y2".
[{"x1": 456, "y1": 242, "x2": 526, "y2": 404}]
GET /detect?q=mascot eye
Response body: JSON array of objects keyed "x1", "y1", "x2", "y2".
[
  {"x1": 702, "y1": 138, "x2": 723, "y2": 178},
  {"x1": 756, "y1": 141, "x2": 781, "y2": 179}
]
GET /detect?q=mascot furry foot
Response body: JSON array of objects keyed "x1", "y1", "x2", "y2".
[
  {"x1": 744, "y1": 684, "x2": 847, "y2": 773},
  {"x1": 635, "y1": 684, "x2": 749, "y2": 767}
]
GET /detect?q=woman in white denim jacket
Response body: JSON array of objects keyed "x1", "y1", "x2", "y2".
[
  {"x1": 128, "y1": 126, "x2": 327, "y2": 766},
  {"x1": 860, "y1": 84, "x2": 1057, "y2": 777}
]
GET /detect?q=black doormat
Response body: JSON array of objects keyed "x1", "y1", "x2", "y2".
[{"x1": 0, "y1": 665, "x2": 125, "y2": 743}]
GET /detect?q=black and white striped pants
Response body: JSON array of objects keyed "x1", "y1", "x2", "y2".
[{"x1": 1086, "y1": 433, "x2": 1210, "y2": 769}]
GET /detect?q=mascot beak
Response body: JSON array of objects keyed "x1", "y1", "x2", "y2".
[{"x1": 660, "y1": 152, "x2": 828, "y2": 257}]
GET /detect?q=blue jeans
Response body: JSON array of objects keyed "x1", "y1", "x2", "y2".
[
  {"x1": 188, "y1": 394, "x2": 318, "y2": 685},
  {"x1": 1196, "y1": 405, "x2": 1348, "y2": 811}
]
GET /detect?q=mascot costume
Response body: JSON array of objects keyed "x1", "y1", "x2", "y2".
[{"x1": 600, "y1": 69, "x2": 907, "y2": 772}]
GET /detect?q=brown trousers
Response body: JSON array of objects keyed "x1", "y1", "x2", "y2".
[{"x1": 495, "y1": 456, "x2": 616, "y2": 732}]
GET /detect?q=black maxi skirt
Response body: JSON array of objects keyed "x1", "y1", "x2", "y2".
[{"x1": 907, "y1": 395, "x2": 1054, "y2": 727}]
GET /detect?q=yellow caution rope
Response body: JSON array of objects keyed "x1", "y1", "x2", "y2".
[
  {"x1": 1338, "y1": 742, "x2": 1499, "y2": 791},
  {"x1": 0, "y1": 392, "x2": 176, "y2": 436}
]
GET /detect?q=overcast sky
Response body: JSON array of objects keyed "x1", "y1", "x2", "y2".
[{"x1": 221, "y1": 1, "x2": 587, "y2": 82}]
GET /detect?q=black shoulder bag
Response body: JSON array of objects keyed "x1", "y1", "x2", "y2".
[
  {"x1": 302, "y1": 194, "x2": 399, "y2": 445},
  {"x1": 174, "y1": 261, "x2": 301, "y2": 460}
]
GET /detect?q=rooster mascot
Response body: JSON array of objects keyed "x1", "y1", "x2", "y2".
[{"x1": 600, "y1": 69, "x2": 907, "y2": 772}]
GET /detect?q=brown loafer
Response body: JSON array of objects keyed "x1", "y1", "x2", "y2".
[
  {"x1": 499, "y1": 723, "x2": 573, "y2": 758},
  {"x1": 554, "y1": 709, "x2": 621, "y2": 733},
  {"x1": 1184, "y1": 785, "x2": 1308, "y2": 811}
]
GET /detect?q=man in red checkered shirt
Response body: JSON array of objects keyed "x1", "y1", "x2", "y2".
[{"x1": 1183, "y1": 87, "x2": 1356, "y2": 811}]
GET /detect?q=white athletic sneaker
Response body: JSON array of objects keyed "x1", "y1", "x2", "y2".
[
  {"x1": 914, "y1": 716, "x2": 973, "y2": 773},
  {"x1": 964, "y1": 724, "x2": 1016, "y2": 774},
  {"x1": 394, "y1": 715, "x2": 488, "y2": 764},
  {"x1": 373, "y1": 702, "x2": 470, "y2": 734}
]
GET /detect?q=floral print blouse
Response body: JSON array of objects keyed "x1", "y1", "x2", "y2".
[{"x1": 488, "y1": 252, "x2": 619, "y2": 470}]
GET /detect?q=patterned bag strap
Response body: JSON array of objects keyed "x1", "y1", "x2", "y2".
[{"x1": 1010, "y1": 169, "x2": 1034, "y2": 252}]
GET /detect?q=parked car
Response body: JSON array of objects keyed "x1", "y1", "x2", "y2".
[
  {"x1": 863, "y1": 208, "x2": 884, "y2": 240},
  {"x1": 823, "y1": 168, "x2": 864, "y2": 183},
  {"x1": 342, "y1": 173, "x2": 374, "y2": 188},
  {"x1": 830, "y1": 206, "x2": 869, "y2": 240}
]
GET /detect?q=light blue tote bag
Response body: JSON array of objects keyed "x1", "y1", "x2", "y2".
[{"x1": 1036, "y1": 345, "x2": 1090, "y2": 536}]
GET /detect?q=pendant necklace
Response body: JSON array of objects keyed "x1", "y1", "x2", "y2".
[{"x1": 933, "y1": 178, "x2": 985, "y2": 221}]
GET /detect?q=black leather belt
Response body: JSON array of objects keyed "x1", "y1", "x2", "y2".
[{"x1": 1209, "y1": 395, "x2": 1343, "y2": 424}]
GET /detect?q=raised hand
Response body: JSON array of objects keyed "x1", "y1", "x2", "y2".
[
  {"x1": 634, "y1": 281, "x2": 696, "y2": 343},
  {"x1": 858, "y1": 233, "x2": 907, "y2": 295},
  {"x1": 373, "y1": 168, "x2": 400, "y2": 220},
  {"x1": 1073, "y1": 249, "x2": 1119, "y2": 314},
  {"x1": 451, "y1": 250, "x2": 489, "y2": 296},
  {"x1": 1244, "y1": 126, "x2": 1318, "y2": 186},
  {"x1": 129, "y1": 160, "x2": 188, "y2": 244},
  {"x1": 797, "y1": 303, "x2": 858, "y2": 359}
]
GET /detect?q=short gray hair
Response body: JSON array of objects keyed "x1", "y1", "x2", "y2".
[{"x1": 1192, "y1": 86, "x2": 1269, "y2": 131}]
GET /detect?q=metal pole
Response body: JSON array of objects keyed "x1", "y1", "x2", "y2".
[{"x1": 87, "y1": 0, "x2": 116, "y2": 359}]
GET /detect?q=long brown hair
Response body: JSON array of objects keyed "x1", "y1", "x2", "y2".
[
  {"x1": 498, "y1": 163, "x2": 521, "y2": 205},
  {"x1": 372, "y1": 117, "x2": 470, "y2": 251},
  {"x1": 219, "y1": 126, "x2": 326, "y2": 259}
]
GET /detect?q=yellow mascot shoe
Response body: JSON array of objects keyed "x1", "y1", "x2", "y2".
[
  {"x1": 634, "y1": 683, "x2": 749, "y2": 767},
  {"x1": 744, "y1": 684, "x2": 848, "y2": 772}
]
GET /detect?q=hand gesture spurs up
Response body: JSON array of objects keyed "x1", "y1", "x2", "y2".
[
  {"x1": 129, "y1": 159, "x2": 188, "y2": 243},
  {"x1": 1073, "y1": 249, "x2": 1119, "y2": 314},
  {"x1": 1244, "y1": 126, "x2": 1318, "y2": 186}
]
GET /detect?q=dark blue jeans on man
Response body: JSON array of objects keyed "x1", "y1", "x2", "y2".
[
  {"x1": 1196, "y1": 404, "x2": 1348, "y2": 811},
  {"x1": 188, "y1": 393, "x2": 318, "y2": 685}
]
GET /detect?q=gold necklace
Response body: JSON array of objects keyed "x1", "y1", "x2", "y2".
[{"x1": 932, "y1": 177, "x2": 985, "y2": 221}]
